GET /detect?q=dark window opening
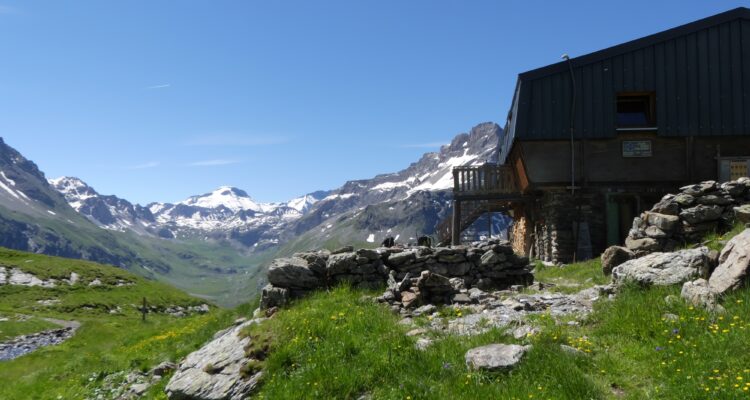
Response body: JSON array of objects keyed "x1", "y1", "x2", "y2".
[{"x1": 617, "y1": 92, "x2": 656, "y2": 128}]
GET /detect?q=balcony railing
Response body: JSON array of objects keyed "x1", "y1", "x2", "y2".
[{"x1": 452, "y1": 164, "x2": 518, "y2": 198}]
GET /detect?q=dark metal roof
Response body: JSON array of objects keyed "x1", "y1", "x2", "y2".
[
  {"x1": 520, "y1": 7, "x2": 750, "y2": 81},
  {"x1": 500, "y1": 7, "x2": 750, "y2": 163}
]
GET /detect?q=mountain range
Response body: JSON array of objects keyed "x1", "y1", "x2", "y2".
[{"x1": 0, "y1": 122, "x2": 503, "y2": 304}]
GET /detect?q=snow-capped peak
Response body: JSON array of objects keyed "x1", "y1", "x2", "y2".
[
  {"x1": 286, "y1": 194, "x2": 319, "y2": 213},
  {"x1": 49, "y1": 176, "x2": 98, "y2": 202},
  {"x1": 179, "y1": 186, "x2": 265, "y2": 213}
]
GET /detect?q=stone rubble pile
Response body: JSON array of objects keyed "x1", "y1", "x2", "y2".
[
  {"x1": 260, "y1": 239, "x2": 535, "y2": 310},
  {"x1": 625, "y1": 178, "x2": 750, "y2": 256}
]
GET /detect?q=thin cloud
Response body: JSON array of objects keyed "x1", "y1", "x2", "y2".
[
  {"x1": 399, "y1": 141, "x2": 449, "y2": 148},
  {"x1": 125, "y1": 161, "x2": 160, "y2": 170},
  {"x1": 188, "y1": 159, "x2": 241, "y2": 167},
  {"x1": 184, "y1": 134, "x2": 288, "y2": 147},
  {"x1": 146, "y1": 84, "x2": 171, "y2": 90}
]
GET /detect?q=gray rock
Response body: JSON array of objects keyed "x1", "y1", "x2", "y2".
[
  {"x1": 387, "y1": 250, "x2": 417, "y2": 267},
  {"x1": 356, "y1": 248, "x2": 380, "y2": 261},
  {"x1": 416, "y1": 271, "x2": 453, "y2": 293},
  {"x1": 708, "y1": 229, "x2": 750, "y2": 294},
  {"x1": 625, "y1": 237, "x2": 660, "y2": 253},
  {"x1": 735, "y1": 205, "x2": 750, "y2": 224},
  {"x1": 651, "y1": 197, "x2": 679, "y2": 216},
  {"x1": 415, "y1": 337, "x2": 434, "y2": 351},
  {"x1": 465, "y1": 344, "x2": 531, "y2": 371},
  {"x1": 331, "y1": 246, "x2": 354, "y2": 254},
  {"x1": 267, "y1": 257, "x2": 320, "y2": 289},
  {"x1": 451, "y1": 293, "x2": 472, "y2": 304},
  {"x1": 696, "y1": 194, "x2": 732, "y2": 206},
  {"x1": 601, "y1": 246, "x2": 635, "y2": 276},
  {"x1": 480, "y1": 250, "x2": 505, "y2": 266},
  {"x1": 326, "y1": 252, "x2": 358, "y2": 275},
  {"x1": 674, "y1": 193, "x2": 695, "y2": 206},
  {"x1": 412, "y1": 304, "x2": 437, "y2": 316},
  {"x1": 448, "y1": 277, "x2": 466, "y2": 291},
  {"x1": 681, "y1": 278, "x2": 718, "y2": 310},
  {"x1": 165, "y1": 318, "x2": 265, "y2": 400},
  {"x1": 680, "y1": 181, "x2": 718, "y2": 196},
  {"x1": 260, "y1": 284, "x2": 289, "y2": 309},
  {"x1": 646, "y1": 212, "x2": 680, "y2": 231},
  {"x1": 645, "y1": 226, "x2": 668, "y2": 239},
  {"x1": 612, "y1": 247, "x2": 710, "y2": 287},
  {"x1": 679, "y1": 204, "x2": 723, "y2": 224}
]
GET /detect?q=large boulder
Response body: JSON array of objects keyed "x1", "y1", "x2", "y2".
[
  {"x1": 465, "y1": 344, "x2": 531, "y2": 371},
  {"x1": 612, "y1": 247, "x2": 710, "y2": 287},
  {"x1": 708, "y1": 229, "x2": 750, "y2": 294},
  {"x1": 166, "y1": 319, "x2": 264, "y2": 400},
  {"x1": 601, "y1": 246, "x2": 635, "y2": 276},
  {"x1": 267, "y1": 257, "x2": 321, "y2": 289}
]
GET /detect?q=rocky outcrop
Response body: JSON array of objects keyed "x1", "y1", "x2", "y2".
[
  {"x1": 708, "y1": 228, "x2": 750, "y2": 293},
  {"x1": 261, "y1": 239, "x2": 534, "y2": 310},
  {"x1": 611, "y1": 247, "x2": 711, "y2": 287},
  {"x1": 625, "y1": 178, "x2": 750, "y2": 254},
  {"x1": 166, "y1": 318, "x2": 264, "y2": 400},
  {"x1": 465, "y1": 344, "x2": 531, "y2": 371}
]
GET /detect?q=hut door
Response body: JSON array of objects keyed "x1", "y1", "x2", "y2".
[{"x1": 606, "y1": 195, "x2": 638, "y2": 246}]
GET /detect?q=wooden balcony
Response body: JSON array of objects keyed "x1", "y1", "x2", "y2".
[
  {"x1": 436, "y1": 164, "x2": 527, "y2": 245},
  {"x1": 452, "y1": 164, "x2": 520, "y2": 200}
]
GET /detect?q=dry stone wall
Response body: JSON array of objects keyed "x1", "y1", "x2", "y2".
[
  {"x1": 625, "y1": 178, "x2": 750, "y2": 255},
  {"x1": 260, "y1": 239, "x2": 534, "y2": 310}
]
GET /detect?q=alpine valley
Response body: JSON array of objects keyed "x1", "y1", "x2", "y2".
[{"x1": 0, "y1": 122, "x2": 504, "y2": 306}]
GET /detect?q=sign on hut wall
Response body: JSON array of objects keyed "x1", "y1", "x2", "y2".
[{"x1": 622, "y1": 140, "x2": 652, "y2": 158}]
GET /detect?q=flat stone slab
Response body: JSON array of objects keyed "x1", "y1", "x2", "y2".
[{"x1": 465, "y1": 344, "x2": 531, "y2": 371}]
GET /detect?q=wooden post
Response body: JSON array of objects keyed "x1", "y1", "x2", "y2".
[
  {"x1": 142, "y1": 297, "x2": 147, "y2": 322},
  {"x1": 451, "y1": 199, "x2": 461, "y2": 245}
]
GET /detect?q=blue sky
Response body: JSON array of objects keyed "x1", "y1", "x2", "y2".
[{"x1": 0, "y1": 1, "x2": 744, "y2": 204}]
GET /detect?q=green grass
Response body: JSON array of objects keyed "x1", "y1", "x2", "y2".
[
  {"x1": 247, "y1": 222, "x2": 750, "y2": 399},
  {"x1": 0, "y1": 247, "x2": 251, "y2": 399},
  {"x1": 534, "y1": 258, "x2": 610, "y2": 293},
  {"x1": 0, "y1": 315, "x2": 58, "y2": 341},
  {"x1": 701, "y1": 222, "x2": 747, "y2": 252}
]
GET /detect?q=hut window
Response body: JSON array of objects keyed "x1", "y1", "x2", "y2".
[{"x1": 616, "y1": 92, "x2": 656, "y2": 128}]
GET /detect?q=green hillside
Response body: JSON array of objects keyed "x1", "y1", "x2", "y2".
[{"x1": 0, "y1": 247, "x2": 251, "y2": 399}]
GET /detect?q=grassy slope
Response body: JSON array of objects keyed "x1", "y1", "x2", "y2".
[
  {"x1": 245, "y1": 225, "x2": 750, "y2": 399},
  {"x1": 0, "y1": 205, "x2": 267, "y2": 307},
  {"x1": 0, "y1": 247, "x2": 251, "y2": 399}
]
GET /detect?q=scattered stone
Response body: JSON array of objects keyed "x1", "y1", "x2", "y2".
[
  {"x1": 681, "y1": 278, "x2": 718, "y2": 310},
  {"x1": 415, "y1": 337, "x2": 434, "y2": 351},
  {"x1": 465, "y1": 344, "x2": 531, "y2": 371}
]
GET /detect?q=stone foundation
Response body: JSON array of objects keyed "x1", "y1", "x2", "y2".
[{"x1": 524, "y1": 191, "x2": 606, "y2": 264}]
